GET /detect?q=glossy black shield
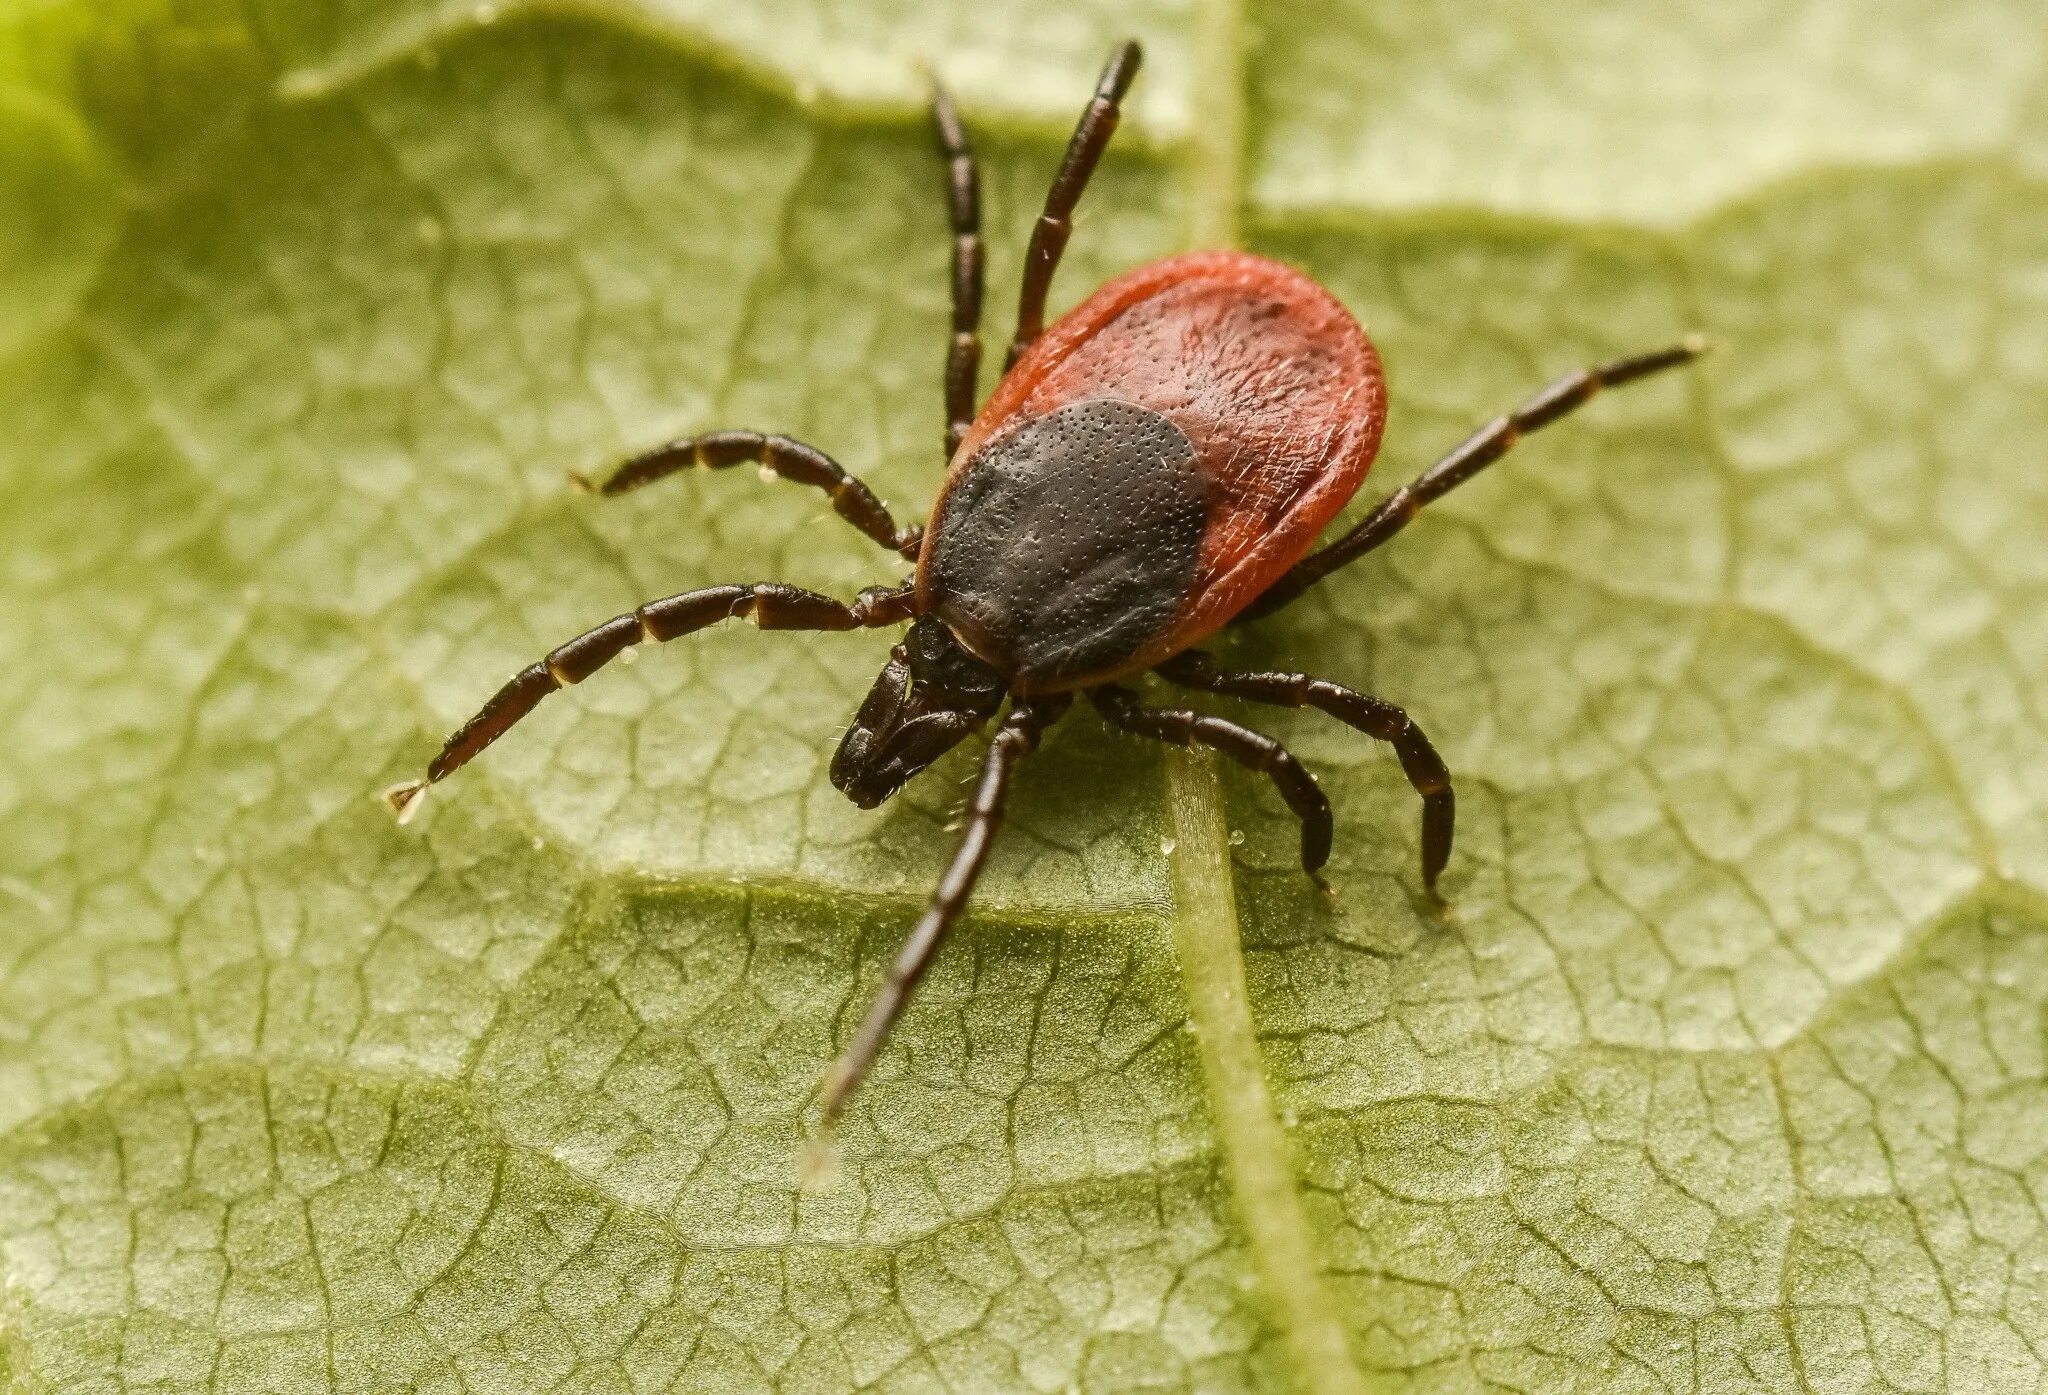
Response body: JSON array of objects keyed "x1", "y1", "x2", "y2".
[{"x1": 927, "y1": 397, "x2": 1208, "y2": 684}]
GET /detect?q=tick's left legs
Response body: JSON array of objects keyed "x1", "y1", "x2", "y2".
[
  {"x1": 1089, "y1": 683, "x2": 1334, "y2": 885},
  {"x1": 817, "y1": 694, "x2": 1070, "y2": 1128},
  {"x1": 931, "y1": 81, "x2": 985, "y2": 460},
  {"x1": 1157, "y1": 650, "x2": 1454, "y2": 892},
  {"x1": 1243, "y1": 337, "x2": 1711, "y2": 618},
  {"x1": 1005, "y1": 41, "x2": 1142, "y2": 369}
]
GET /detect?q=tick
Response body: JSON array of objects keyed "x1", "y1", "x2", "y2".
[{"x1": 385, "y1": 41, "x2": 1708, "y2": 1127}]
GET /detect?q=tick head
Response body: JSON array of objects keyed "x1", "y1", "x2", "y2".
[{"x1": 831, "y1": 617, "x2": 1007, "y2": 809}]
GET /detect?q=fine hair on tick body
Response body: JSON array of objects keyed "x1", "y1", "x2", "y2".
[{"x1": 384, "y1": 40, "x2": 1710, "y2": 1131}]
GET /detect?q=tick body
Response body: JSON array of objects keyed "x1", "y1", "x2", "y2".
[
  {"x1": 924, "y1": 251, "x2": 1384, "y2": 691},
  {"x1": 386, "y1": 40, "x2": 1709, "y2": 1129}
]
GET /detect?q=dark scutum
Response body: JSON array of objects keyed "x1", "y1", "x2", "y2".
[{"x1": 927, "y1": 398, "x2": 1207, "y2": 685}]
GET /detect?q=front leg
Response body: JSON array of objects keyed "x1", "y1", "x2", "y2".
[
  {"x1": 1157, "y1": 650, "x2": 1453, "y2": 893},
  {"x1": 817, "y1": 694, "x2": 1070, "y2": 1128},
  {"x1": 1090, "y1": 683, "x2": 1335, "y2": 889},
  {"x1": 384, "y1": 581, "x2": 916, "y2": 820}
]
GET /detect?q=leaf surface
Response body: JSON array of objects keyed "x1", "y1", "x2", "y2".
[{"x1": 2, "y1": 0, "x2": 2046, "y2": 1391}]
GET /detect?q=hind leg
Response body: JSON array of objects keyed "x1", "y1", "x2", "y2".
[
  {"x1": 1244, "y1": 339, "x2": 1711, "y2": 617},
  {"x1": 1005, "y1": 41, "x2": 1143, "y2": 368}
]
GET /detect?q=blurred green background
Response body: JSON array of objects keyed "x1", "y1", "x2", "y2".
[{"x1": 2, "y1": 0, "x2": 2046, "y2": 1391}]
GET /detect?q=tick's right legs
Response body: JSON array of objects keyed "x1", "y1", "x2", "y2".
[
  {"x1": 573, "y1": 432, "x2": 923, "y2": 561},
  {"x1": 384, "y1": 581, "x2": 916, "y2": 821}
]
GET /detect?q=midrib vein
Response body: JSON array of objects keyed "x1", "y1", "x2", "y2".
[
  {"x1": 1168, "y1": 3, "x2": 1369, "y2": 1393},
  {"x1": 1163, "y1": 758, "x2": 1370, "y2": 1395}
]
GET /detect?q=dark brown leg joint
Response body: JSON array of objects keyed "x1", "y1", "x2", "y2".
[
  {"x1": 1091, "y1": 683, "x2": 1334, "y2": 880},
  {"x1": 387, "y1": 581, "x2": 914, "y2": 820},
  {"x1": 1004, "y1": 40, "x2": 1143, "y2": 369},
  {"x1": 1156, "y1": 651, "x2": 1456, "y2": 893},
  {"x1": 575, "y1": 431, "x2": 921, "y2": 559},
  {"x1": 1242, "y1": 335, "x2": 1712, "y2": 620}
]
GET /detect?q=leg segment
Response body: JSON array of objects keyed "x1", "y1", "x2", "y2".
[
  {"x1": 817, "y1": 694, "x2": 1071, "y2": 1127},
  {"x1": 1004, "y1": 40, "x2": 1143, "y2": 369},
  {"x1": 1243, "y1": 337, "x2": 1711, "y2": 617},
  {"x1": 932, "y1": 80, "x2": 984, "y2": 460},
  {"x1": 1089, "y1": 683, "x2": 1334, "y2": 883},
  {"x1": 384, "y1": 582, "x2": 917, "y2": 819},
  {"x1": 572, "y1": 432, "x2": 923, "y2": 561},
  {"x1": 1158, "y1": 650, "x2": 1454, "y2": 892}
]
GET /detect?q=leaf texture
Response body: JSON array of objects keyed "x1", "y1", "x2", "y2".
[{"x1": 1, "y1": 0, "x2": 2045, "y2": 1391}]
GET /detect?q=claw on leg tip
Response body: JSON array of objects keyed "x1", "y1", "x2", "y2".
[
  {"x1": 384, "y1": 779, "x2": 429, "y2": 825},
  {"x1": 799, "y1": 1132, "x2": 842, "y2": 1191}
]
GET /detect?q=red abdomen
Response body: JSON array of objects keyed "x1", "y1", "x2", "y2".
[{"x1": 919, "y1": 250, "x2": 1386, "y2": 690}]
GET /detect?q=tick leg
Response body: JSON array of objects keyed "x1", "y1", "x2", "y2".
[
  {"x1": 932, "y1": 80, "x2": 984, "y2": 460},
  {"x1": 383, "y1": 581, "x2": 917, "y2": 820},
  {"x1": 817, "y1": 694, "x2": 1070, "y2": 1128},
  {"x1": 1157, "y1": 650, "x2": 1453, "y2": 893},
  {"x1": 1089, "y1": 683, "x2": 1334, "y2": 885},
  {"x1": 1242, "y1": 337, "x2": 1712, "y2": 618},
  {"x1": 573, "y1": 432, "x2": 923, "y2": 561},
  {"x1": 1004, "y1": 40, "x2": 1142, "y2": 370}
]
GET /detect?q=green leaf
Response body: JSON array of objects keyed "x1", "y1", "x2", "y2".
[{"x1": 2, "y1": 0, "x2": 2045, "y2": 1391}]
